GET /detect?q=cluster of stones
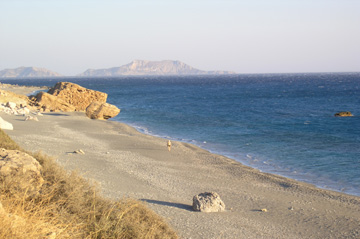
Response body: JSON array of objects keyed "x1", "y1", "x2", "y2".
[
  {"x1": 0, "y1": 101, "x2": 42, "y2": 130},
  {"x1": 0, "y1": 100, "x2": 42, "y2": 130},
  {"x1": 0, "y1": 101, "x2": 30, "y2": 115},
  {"x1": 29, "y1": 82, "x2": 120, "y2": 120}
]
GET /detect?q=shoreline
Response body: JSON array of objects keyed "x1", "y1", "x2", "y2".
[
  {"x1": 1, "y1": 84, "x2": 360, "y2": 238},
  {"x1": 2, "y1": 76, "x2": 360, "y2": 197},
  {"x1": 120, "y1": 119, "x2": 360, "y2": 197}
]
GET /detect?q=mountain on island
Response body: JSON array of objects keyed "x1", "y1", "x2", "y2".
[
  {"x1": 0, "y1": 67, "x2": 62, "y2": 78},
  {"x1": 78, "y1": 60, "x2": 235, "y2": 76}
]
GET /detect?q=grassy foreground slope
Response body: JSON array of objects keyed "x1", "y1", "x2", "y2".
[{"x1": 0, "y1": 129, "x2": 178, "y2": 239}]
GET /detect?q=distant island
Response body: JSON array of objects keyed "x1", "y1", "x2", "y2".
[
  {"x1": 78, "y1": 60, "x2": 236, "y2": 76},
  {"x1": 0, "y1": 67, "x2": 62, "y2": 78},
  {"x1": 0, "y1": 60, "x2": 236, "y2": 78}
]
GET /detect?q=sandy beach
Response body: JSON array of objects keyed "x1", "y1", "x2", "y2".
[
  {"x1": 0, "y1": 82, "x2": 48, "y2": 96},
  {"x1": 1, "y1": 86, "x2": 359, "y2": 239}
]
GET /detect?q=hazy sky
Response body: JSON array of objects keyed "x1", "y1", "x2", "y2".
[{"x1": 1, "y1": 0, "x2": 359, "y2": 75}]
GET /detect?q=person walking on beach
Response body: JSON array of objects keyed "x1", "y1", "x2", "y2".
[{"x1": 167, "y1": 140, "x2": 172, "y2": 151}]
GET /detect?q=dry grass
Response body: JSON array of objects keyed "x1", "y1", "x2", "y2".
[
  {"x1": 0, "y1": 128, "x2": 178, "y2": 239},
  {"x1": 0, "y1": 129, "x2": 21, "y2": 150},
  {"x1": 0, "y1": 191, "x2": 81, "y2": 239}
]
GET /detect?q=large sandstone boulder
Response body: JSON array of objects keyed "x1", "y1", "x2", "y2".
[
  {"x1": 192, "y1": 192, "x2": 226, "y2": 212},
  {"x1": 0, "y1": 117, "x2": 13, "y2": 130},
  {"x1": 334, "y1": 111, "x2": 353, "y2": 117},
  {"x1": 48, "y1": 82, "x2": 107, "y2": 111},
  {"x1": 86, "y1": 101, "x2": 120, "y2": 120},
  {"x1": 32, "y1": 92, "x2": 76, "y2": 112},
  {"x1": 0, "y1": 149, "x2": 44, "y2": 196}
]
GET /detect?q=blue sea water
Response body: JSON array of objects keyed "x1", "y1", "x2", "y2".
[{"x1": 2, "y1": 73, "x2": 360, "y2": 196}]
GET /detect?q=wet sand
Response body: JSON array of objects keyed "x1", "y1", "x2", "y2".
[{"x1": 1, "y1": 85, "x2": 359, "y2": 238}]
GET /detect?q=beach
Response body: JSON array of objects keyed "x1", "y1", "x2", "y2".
[
  {"x1": 0, "y1": 82, "x2": 47, "y2": 96},
  {"x1": 1, "y1": 85, "x2": 360, "y2": 238}
]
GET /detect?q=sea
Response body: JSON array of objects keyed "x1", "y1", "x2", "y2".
[{"x1": 2, "y1": 73, "x2": 360, "y2": 196}]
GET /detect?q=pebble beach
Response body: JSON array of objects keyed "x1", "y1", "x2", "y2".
[{"x1": 1, "y1": 83, "x2": 360, "y2": 239}]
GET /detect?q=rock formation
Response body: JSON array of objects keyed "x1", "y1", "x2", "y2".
[
  {"x1": 0, "y1": 117, "x2": 13, "y2": 130},
  {"x1": 192, "y1": 192, "x2": 226, "y2": 212},
  {"x1": 48, "y1": 82, "x2": 107, "y2": 111},
  {"x1": 0, "y1": 148, "x2": 44, "y2": 196},
  {"x1": 86, "y1": 101, "x2": 120, "y2": 120},
  {"x1": 334, "y1": 111, "x2": 353, "y2": 117},
  {"x1": 31, "y1": 92, "x2": 76, "y2": 112},
  {"x1": 23, "y1": 82, "x2": 119, "y2": 119}
]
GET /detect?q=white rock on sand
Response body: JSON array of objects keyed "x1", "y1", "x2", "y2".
[
  {"x1": 24, "y1": 115, "x2": 39, "y2": 121},
  {"x1": 0, "y1": 117, "x2": 13, "y2": 130}
]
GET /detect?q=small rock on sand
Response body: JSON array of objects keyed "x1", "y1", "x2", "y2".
[
  {"x1": 193, "y1": 192, "x2": 226, "y2": 212},
  {"x1": 25, "y1": 115, "x2": 39, "y2": 121},
  {"x1": 73, "y1": 149, "x2": 85, "y2": 155}
]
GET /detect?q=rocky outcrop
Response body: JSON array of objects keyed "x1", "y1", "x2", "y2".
[
  {"x1": 0, "y1": 148, "x2": 44, "y2": 196},
  {"x1": 334, "y1": 111, "x2": 353, "y2": 117},
  {"x1": 192, "y1": 192, "x2": 226, "y2": 212},
  {"x1": 0, "y1": 117, "x2": 13, "y2": 130},
  {"x1": 31, "y1": 92, "x2": 76, "y2": 112},
  {"x1": 28, "y1": 82, "x2": 120, "y2": 119},
  {"x1": 86, "y1": 101, "x2": 120, "y2": 120},
  {"x1": 48, "y1": 82, "x2": 107, "y2": 111}
]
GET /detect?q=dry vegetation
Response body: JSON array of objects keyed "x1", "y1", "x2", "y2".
[{"x1": 0, "y1": 129, "x2": 178, "y2": 239}]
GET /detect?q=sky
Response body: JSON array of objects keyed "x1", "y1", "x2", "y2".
[{"x1": 1, "y1": 0, "x2": 359, "y2": 75}]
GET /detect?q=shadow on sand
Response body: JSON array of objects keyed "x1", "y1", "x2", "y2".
[
  {"x1": 43, "y1": 113, "x2": 70, "y2": 116},
  {"x1": 141, "y1": 199, "x2": 193, "y2": 211}
]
